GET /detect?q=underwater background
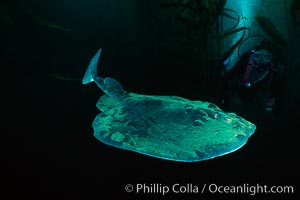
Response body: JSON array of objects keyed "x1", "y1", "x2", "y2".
[{"x1": 2, "y1": 0, "x2": 300, "y2": 199}]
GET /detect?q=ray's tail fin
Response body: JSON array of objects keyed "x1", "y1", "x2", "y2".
[
  {"x1": 82, "y1": 48, "x2": 102, "y2": 84},
  {"x1": 82, "y1": 48, "x2": 126, "y2": 99}
]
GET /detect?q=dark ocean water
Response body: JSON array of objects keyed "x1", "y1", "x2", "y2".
[{"x1": 2, "y1": 1, "x2": 299, "y2": 199}]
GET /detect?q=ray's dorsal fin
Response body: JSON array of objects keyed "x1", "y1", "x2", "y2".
[
  {"x1": 96, "y1": 94, "x2": 122, "y2": 112},
  {"x1": 103, "y1": 77, "x2": 124, "y2": 93}
]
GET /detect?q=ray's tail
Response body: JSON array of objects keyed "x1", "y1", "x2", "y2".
[
  {"x1": 82, "y1": 48, "x2": 126, "y2": 99},
  {"x1": 82, "y1": 48, "x2": 102, "y2": 84}
]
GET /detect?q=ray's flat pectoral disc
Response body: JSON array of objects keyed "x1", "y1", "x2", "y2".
[
  {"x1": 83, "y1": 48, "x2": 256, "y2": 162},
  {"x1": 92, "y1": 92, "x2": 256, "y2": 162}
]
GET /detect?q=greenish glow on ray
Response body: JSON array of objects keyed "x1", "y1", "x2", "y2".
[{"x1": 83, "y1": 49, "x2": 256, "y2": 162}]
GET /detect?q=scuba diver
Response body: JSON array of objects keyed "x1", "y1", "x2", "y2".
[{"x1": 222, "y1": 39, "x2": 282, "y2": 113}]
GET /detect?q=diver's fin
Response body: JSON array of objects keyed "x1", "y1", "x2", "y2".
[{"x1": 82, "y1": 48, "x2": 102, "y2": 84}]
